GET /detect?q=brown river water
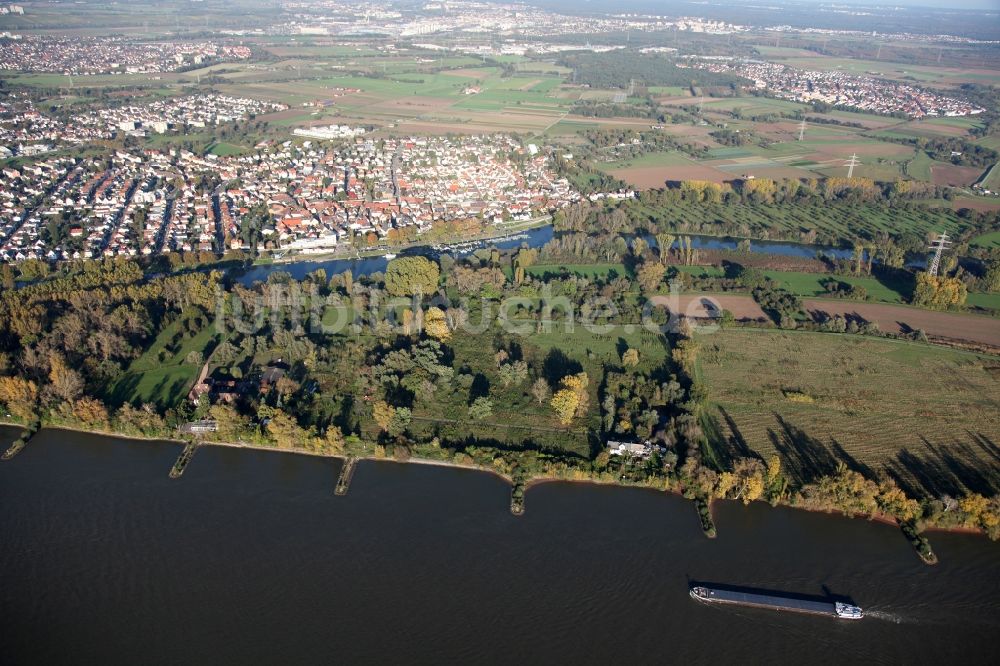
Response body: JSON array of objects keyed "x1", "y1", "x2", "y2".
[{"x1": 1, "y1": 427, "x2": 998, "y2": 665}]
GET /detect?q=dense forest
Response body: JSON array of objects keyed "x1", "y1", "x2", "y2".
[{"x1": 558, "y1": 51, "x2": 746, "y2": 91}]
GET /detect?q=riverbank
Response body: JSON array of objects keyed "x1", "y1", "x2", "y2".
[
  {"x1": 263, "y1": 216, "x2": 552, "y2": 265},
  {"x1": 0, "y1": 423, "x2": 991, "y2": 546},
  {"x1": 202, "y1": 437, "x2": 516, "y2": 484}
]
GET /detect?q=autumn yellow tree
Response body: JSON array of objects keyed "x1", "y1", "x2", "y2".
[
  {"x1": 49, "y1": 355, "x2": 84, "y2": 403},
  {"x1": 679, "y1": 180, "x2": 723, "y2": 203},
  {"x1": 72, "y1": 397, "x2": 110, "y2": 428},
  {"x1": 671, "y1": 338, "x2": 700, "y2": 375},
  {"x1": 732, "y1": 458, "x2": 765, "y2": 504},
  {"x1": 715, "y1": 471, "x2": 737, "y2": 498},
  {"x1": 636, "y1": 261, "x2": 666, "y2": 293},
  {"x1": 210, "y1": 404, "x2": 251, "y2": 440},
  {"x1": 8, "y1": 304, "x2": 45, "y2": 345},
  {"x1": 561, "y1": 372, "x2": 590, "y2": 416},
  {"x1": 876, "y1": 478, "x2": 920, "y2": 523},
  {"x1": 959, "y1": 493, "x2": 990, "y2": 528},
  {"x1": 384, "y1": 256, "x2": 440, "y2": 297},
  {"x1": 115, "y1": 403, "x2": 166, "y2": 436},
  {"x1": 0, "y1": 376, "x2": 38, "y2": 420},
  {"x1": 764, "y1": 454, "x2": 785, "y2": 500},
  {"x1": 550, "y1": 372, "x2": 590, "y2": 424},
  {"x1": 372, "y1": 400, "x2": 396, "y2": 432},
  {"x1": 550, "y1": 387, "x2": 580, "y2": 426},
  {"x1": 976, "y1": 498, "x2": 1000, "y2": 538},
  {"x1": 798, "y1": 463, "x2": 880, "y2": 516},
  {"x1": 423, "y1": 306, "x2": 451, "y2": 342},
  {"x1": 912, "y1": 272, "x2": 967, "y2": 309},
  {"x1": 266, "y1": 410, "x2": 308, "y2": 449},
  {"x1": 323, "y1": 425, "x2": 345, "y2": 454},
  {"x1": 741, "y1": 473, "x2": 765, "y2": 504},
  {"x1": 741, "y1": 177, "x2": 777, "y2": 204},
  {"x1": 765, "y1": 455, "x2": 781, "y2": 486}
]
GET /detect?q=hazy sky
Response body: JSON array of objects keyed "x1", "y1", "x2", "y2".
[
  {"x1": 544, "y1": 0, "x2": 1000, "y2": 12},
  {"x1": 790, "y1": 0, "x2": 999, "y2": 10}
]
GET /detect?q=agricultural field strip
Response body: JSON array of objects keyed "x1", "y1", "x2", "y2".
[{"x1": 698, "y1": 329, "x2": 1000, "y2": 493}]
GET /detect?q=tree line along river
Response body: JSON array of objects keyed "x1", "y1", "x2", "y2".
[
  {"x1": 232, "y1": 225, "x2": 894, "y2": 285},
  {"x1": 1, "y1": 427, "x2": 998, "y2": 665}
]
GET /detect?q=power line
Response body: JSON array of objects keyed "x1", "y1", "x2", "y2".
[
  {"x1": 845, "y1": 153, "x2": 860, "y2": 179},
  {"x1": 797, "y1": 118, "x2": 806, "y2": 141},
  {"x1": 927, "y1": 232, "x2": 951, "y2": 276}
]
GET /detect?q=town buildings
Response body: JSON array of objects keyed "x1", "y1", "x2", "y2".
[
  {"x1": 0, "y1": 35, "x2": 250, "y2": 75},
  {"x1": 683, "y1": 58, "x2": 985, "y2": 118},
  {"x1": 0, "y1": 134, "x2": 577, "y2": 264}
]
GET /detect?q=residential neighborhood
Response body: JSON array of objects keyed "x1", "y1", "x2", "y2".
[
  {"x1": 0, "y1": 134, "x2": 578, "y2": 263},
  {"x1": 0, "y1": 94, "x2": 286, "y2": 157},
  {"x1": 71, "y1": 94, "x2": 287, "y2": 139},
  {"x1": 0, "y1": 34, "x2": 251, "y2": 75},
  {"x1": 684, "y1": 58, "x2": 986, "y2": 117}
]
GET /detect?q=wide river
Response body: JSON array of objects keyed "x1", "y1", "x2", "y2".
[{"x1": 2, "y1": 427, "x2": 998, "y2": 665}]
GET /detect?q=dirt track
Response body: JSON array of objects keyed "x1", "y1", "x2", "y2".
[{"x1": 802, "y1": 299, "x2": 1000, "y2": 348}]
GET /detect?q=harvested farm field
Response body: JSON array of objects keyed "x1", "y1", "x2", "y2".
[
  {"x1": 952, "y1": 196, "x2": 1000, "y2": 213},
  {"x1": 697, "y1": 328, "x2": 1000, "y2": 497},
  {"x1": 735, "y1": 165, "x2": 817, "y2": 180},
  {"x1": 651, "y1": 294, "x2": 767, "y2": 321},
  {"x1": 656, "y1": 294, "x2": 1000, "y2": 347},
  {"x1": 802, "y1": 300, "x2": 1000, "y2": 348},
  {"x1": 804, "y1": 141, "x2": 914, "y2": 160},
  {"x1": 610, "y1": 164, "x2": 732, "y2": 188},
  {"x1": 931, "y1": 164, "x2": 988, "y2": 187}
]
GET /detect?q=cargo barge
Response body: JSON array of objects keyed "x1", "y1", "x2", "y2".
[{"x1": 690, "y1": 585, "x2": 863, "y2": 620}]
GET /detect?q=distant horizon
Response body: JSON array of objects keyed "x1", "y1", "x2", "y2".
[{"x1": 528, "y1": 0, "x2": 1000, "y2": 15}]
